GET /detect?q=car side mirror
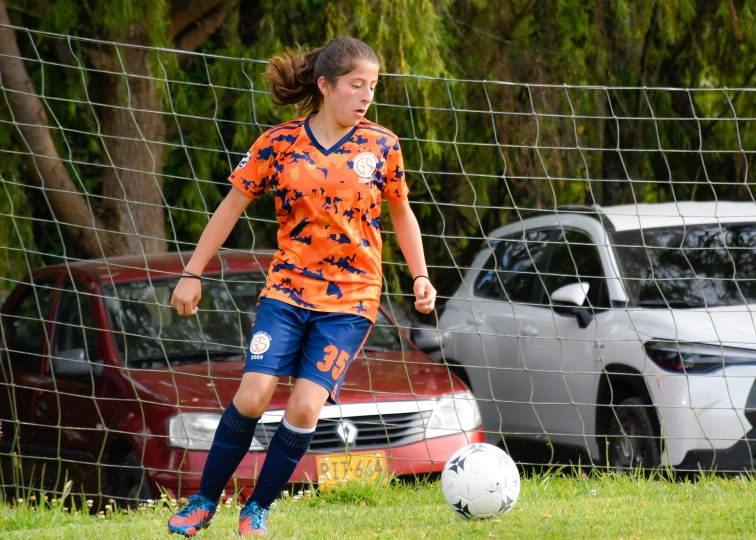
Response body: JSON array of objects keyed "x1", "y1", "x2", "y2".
[
  {"x1": 410, "y1": 324, "x2": 442, "y2": 353},
  {"x1": 551, "y1": 282, "x2": 590, "y2": 307},
  {"x1": 551, "y1": 283, "x2": 593, "y2": 329},
  {"x1": 51, "y1": 348, "x2": 103, "y2": 378}
]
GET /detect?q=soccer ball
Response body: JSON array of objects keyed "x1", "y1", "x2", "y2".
[{"x1": 441, "y1": 443, "x2": 521, "y2": 519}]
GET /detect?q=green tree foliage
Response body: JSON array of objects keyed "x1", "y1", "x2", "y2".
[{"x1": 1, "y1": 0, "x2": 754, "y2": 308}]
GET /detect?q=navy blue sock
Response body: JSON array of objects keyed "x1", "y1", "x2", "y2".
[
  {"x1": 248, "y1": 418, "x2": 314, "y2": 509},
  {"x1": 198, "y1": 401, "x2": 260, "y2": 504}
]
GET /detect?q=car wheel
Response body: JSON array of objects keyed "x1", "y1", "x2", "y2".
[
  {"x1": 607, "y1": 396, "x2": 660, "y2": 473},
  {"x1": 108, "y1": 449, "x2": 153, "y2": 506}
]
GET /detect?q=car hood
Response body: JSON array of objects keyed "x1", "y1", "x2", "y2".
[
  {"x1": 629, "y1": 304, "x2": 756, "y2": 349},
  {"x1": 125, "y1": 350, "x2": 462, "y2": 412}
]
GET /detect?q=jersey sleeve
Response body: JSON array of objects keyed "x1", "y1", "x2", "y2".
[
  {"x1": 383, "y1": 138, "x2": 409, "y2": 202},
  {"x1": 228, "y1": 131, "x2": 276, "y2": 200}
]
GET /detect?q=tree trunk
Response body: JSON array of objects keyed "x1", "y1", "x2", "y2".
[
  {"x1": 0, "y1": 0, "x2": 111, "y2": 257},
  {"x1": 0, "y1": 0, "x2": 168, "y2": 256},
  {"x1": 1, "y1": 0, "x2": 244, "y2": 257},
  {"x1": 94, "y1": 23, "x2": 168, "y2": 255}
]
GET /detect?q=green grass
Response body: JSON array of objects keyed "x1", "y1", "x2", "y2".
[{"x1": 1, "y1": 471, "x2": 755, "y2": 539}]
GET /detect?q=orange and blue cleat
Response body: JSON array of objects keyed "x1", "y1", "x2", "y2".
[
  {"x1": 167, "y1": 494, "x2": 217, "y2": 537},
  {"x1": 238, "y1": 501, "x2": 269, "y2": 536}
]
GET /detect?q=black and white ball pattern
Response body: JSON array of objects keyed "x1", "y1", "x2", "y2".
[{"x1": 441, "y1": 443, "x2": 521, "y2": 519}]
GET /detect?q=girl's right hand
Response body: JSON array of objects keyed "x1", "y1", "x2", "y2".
[{"x1": 171, "y1": 277, "x2": 202, "y2": 316}]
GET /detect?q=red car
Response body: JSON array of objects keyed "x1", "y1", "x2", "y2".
[{"x1": 0, "y1": 251, "x2": 483, "y2": 503}]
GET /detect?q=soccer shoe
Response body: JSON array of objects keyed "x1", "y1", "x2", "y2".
[
  {"x1": 238, "y1": 501, "x2": 269, "y2": 536},
  {"x1": 167, "y1": 494, "x2": 217, "y2": 537}
]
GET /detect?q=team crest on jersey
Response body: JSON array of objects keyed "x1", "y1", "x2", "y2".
[
  {"x1": 353, "y1": 152, "x2": 378, "y2": 183},
  {"x1": 237, "y1": 150, "x2": 252, "y2": 170},
  {"x1": 249, "y1": 331, "x2": 271, "y2": 359}
]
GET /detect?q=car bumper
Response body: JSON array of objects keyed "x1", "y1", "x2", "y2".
[
  {"x1": 650, "y1": 367, "x2": 756, "y2": 468},
  {"x1": 676, "y1": 427, "x2": 756, "y2": 472},
  {"x1": 154, "y1": 430, "x2": 485, "y2": 498}
]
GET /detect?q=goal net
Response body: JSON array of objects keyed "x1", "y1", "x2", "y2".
[{"x1": 1, "y1": 26, "x2": 755, "y2": 505}]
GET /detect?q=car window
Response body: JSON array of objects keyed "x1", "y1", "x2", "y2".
[
  {"x1": 474, "y1": 230, "x2": 552, "y2": 303},
  {"x1": 1, "y1": 280, "x2": 57, "y2": 372},
  {"x1": 54, "y1": 280, "x2": 98, "y2": 358},
  {"x1": 540, "y1": 229, "x2": 610, "y2": 309},
  {"x1": 611, "y1": 223, "x2": 756, "y2": 308}
]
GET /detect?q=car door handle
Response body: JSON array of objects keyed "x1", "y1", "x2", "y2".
[{"x1": 520, "y1": 325, "x2": 538, "y2": 337}]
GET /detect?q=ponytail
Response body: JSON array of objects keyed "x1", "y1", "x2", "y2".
[
  {"x1": 265, "y1": 45, "x2": 323, "y2": 114},
  {"x1": 265, "y1": 38, "x2": 380, "y2": 115}
]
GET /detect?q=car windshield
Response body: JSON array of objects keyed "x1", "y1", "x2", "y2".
[
  {"x1": 102, "y1": 274, "x2": 263, "y2": 367},
  {"x1": 102, "y1": 274, "x2": 404, "y2": 367},
  {"x1": 610, "y1": 223, "x2": 756, "y2": 308}
]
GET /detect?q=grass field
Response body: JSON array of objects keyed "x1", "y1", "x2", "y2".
[{"x1": 1, "y1": 471, "x2": 755, "y2": 539}]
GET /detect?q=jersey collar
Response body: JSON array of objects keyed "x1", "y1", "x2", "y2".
[{"x1": 305, "y1": 114, "x2": 359, "y2": 156}]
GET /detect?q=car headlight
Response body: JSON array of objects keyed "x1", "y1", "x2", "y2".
[
  {"x1": 425, "y1": 391, "x2": 482, "y2": 439},
  {"x1": 644, "y1": 340, "x2": 756, "y2": 373},
  {"x1": 168, "y1": 413, "x2": 265, "y2": 451}
]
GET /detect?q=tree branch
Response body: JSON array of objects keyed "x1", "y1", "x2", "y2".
[
  {"x1": 730, "y1": 0, "x2": 743, "y2": 41},
  {"x1": 638, "y1": 2, "x2": 658, "y2": 90},
  {"x1": 0, "y1": 0, "x2": 110, "y2": 257},
  {"x1": 5, "y1": 2, "x2": 39, "y2": 19},
  {"x1": 699, "y1": 63, "x2": 756, "y2": 141},
  {"x1": 169, "y1": 0, "x2": 226, "y2": 38},
  {"x1": 173, "y1": 0, "x2": 237, "y2": 53}
]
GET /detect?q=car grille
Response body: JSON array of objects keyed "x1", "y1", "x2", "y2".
[{"x1": 253, "y1": 410, "x2": 434, "y2": 452}]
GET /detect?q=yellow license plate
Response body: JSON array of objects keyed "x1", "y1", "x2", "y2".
[{"x1": 315, "y1": 452, "x2": 386, "y2": 487}]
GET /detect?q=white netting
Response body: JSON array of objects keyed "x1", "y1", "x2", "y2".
[{"x1": 1, "y1": 26, "x2": 756, "y2": 504}]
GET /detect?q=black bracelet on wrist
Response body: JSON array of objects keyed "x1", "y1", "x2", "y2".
[
  {"x1": 181, "y1": 270, "x2": 202, "y2": 280},
  {"x1": 413, "y1": 275, "x2": 429, "y2": 284}
]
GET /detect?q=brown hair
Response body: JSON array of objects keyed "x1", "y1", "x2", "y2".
[{"x1": 265, "y1": 37, "x2": 380, "y2": 114}]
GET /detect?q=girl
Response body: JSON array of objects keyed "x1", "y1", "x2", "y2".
[{"x1": 167, "y1": 37, "x2": 436, "y2": 537}]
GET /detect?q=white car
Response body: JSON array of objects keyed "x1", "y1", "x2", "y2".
[{"x1": 429, "y1": 201, "x2": 756, "y2": 472}]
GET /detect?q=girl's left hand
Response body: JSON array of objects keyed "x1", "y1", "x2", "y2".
[{"x1": 413, "y1": 277, "x2": 437, "y2": 314}]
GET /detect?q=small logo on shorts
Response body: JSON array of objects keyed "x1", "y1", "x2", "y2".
[{"x1": 249, "y1": 331, "x2": 271, "y2": 359}]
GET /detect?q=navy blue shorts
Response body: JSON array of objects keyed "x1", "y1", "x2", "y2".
[{"x1": 244, "y1": 297, "x2": 373, "y2": 403}]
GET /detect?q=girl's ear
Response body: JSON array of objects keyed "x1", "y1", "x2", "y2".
[{"x1": 317, "y1": 76, "x2": 330, "y2": 98}]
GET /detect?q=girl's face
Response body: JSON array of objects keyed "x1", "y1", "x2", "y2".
[{"x1": 319, "y1": 60, "x2": 380, "y2": 127}]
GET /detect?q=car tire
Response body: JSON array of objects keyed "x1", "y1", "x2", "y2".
[
  {"x1": 607, "y1": 396, "x2": 661, "y2": 473},
  {"x1": 108, "y1": 449, "x2": 153, "y2": 506}
]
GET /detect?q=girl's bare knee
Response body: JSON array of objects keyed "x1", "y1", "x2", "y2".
[
  {"x1": 233, "y1": 393, "x2": 267, "y2": 417},
  {"x1": 232, "y1": 373, "x2": 278, "y2": 417},
  {"x1": 283, "y1": 379, "x2": 329, "y2": 427},
  {"x1": 285, "y1": 397, "x2": 324, "y2": 428}
]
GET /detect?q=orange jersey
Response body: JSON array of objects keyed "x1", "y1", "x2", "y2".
[{"x1": 228, "y1": 115, "x2": 408, "y2": 322}]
